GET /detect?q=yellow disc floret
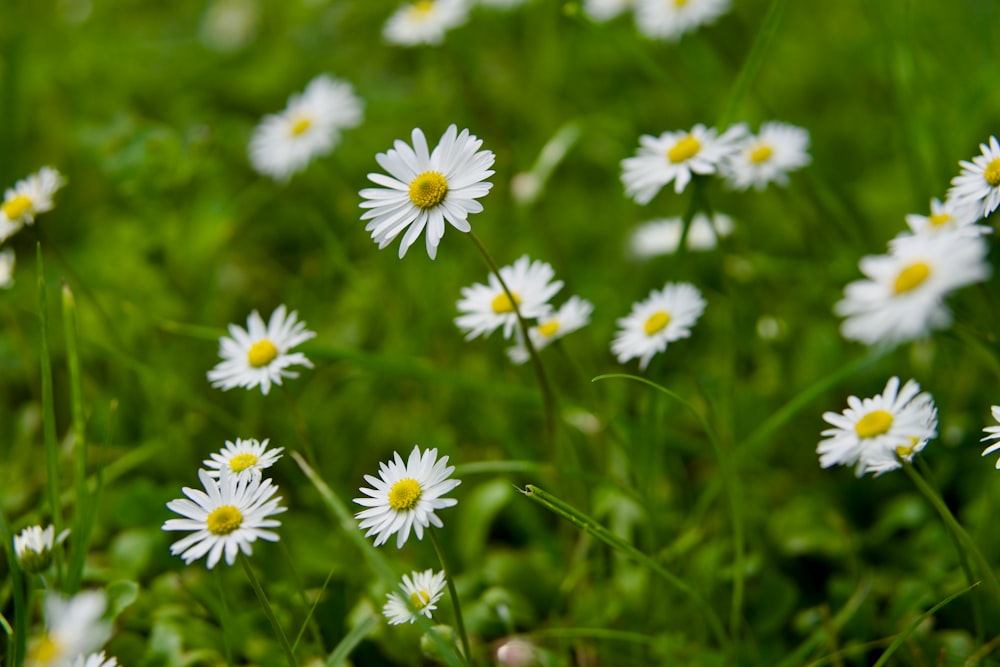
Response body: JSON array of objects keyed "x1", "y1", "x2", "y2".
[
  {"x1": 389, "y1": 478, "x2": 422, "y2": 511},
  {"x1": 643, "y1": 311, "x2": 671, "y2": 336},
  {"x1": 855, "y1": 410, "x2": 893, "y2": 438},
  {"x1": 229, "y1": 453, "x2": 259, "y2": 473},
  {"x1": 410, "y1": 589, "x2": 431, "y2": 609},
  {"x1": 207, "y1": 505, "x2": 243, "y2": 535},
  {"x1": 895, "y1": 437, "x2": 920, "y2": 459},
  {"x1": 290, "y1": 116, "x2": 313, "y2": 136},
  {"x1": 984, "y1": 158, "x2": 1000, "y2": 187},
  {"x1": 927, "y1": 213, "x2": 951, "y2": 228},
  {"x1": 667, "y1": 135, "x2": 701, "y2": 164},
  {"x1": 491, "y1": 291, "x2": 522, "y2": 314},
  {"x1": 411, "y1": 0, "x2": 435, "y2": 16},
  {"x1": 893, "y1": 262, "x2": 931, "y2": 294},
  {"x1": 2, "y1": 195, "x2": 33, "y2": 221},
  {"x1": 538, "y1": 321, "x2": 560, "y2": 338},
  {"x1": 749, "y1": 144, "x2": 774, "y2": 164},
  {"x1": 28, "y1": 636, "x2": 61, "y2": 664},
  {"x1": 247, "y1": 339, "x2": 278, "y2": 367},
  {"x1": 408, "y1": 171, "x2": 449, "y2": 209}
]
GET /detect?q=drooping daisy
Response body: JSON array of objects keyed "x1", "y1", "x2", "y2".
[
  {"x1": 835, "y1": 231, "x2": 990, "y2": 347},
  {"x1": 207, "y1": 304, "x2": 315, "y2": 395},
  {"x1": 0, "y1": 167, "x2": 66, "y2": 242},
  {"x1": 203, "y1": 437, "x2": 283, "y2": 482},
  {"x1": 248, "y1": 74, "x2": 364, "y2": 182},
  {"x1": 818, "y1": 377, "x2": 938, "y2": 477},
  {"x1": 162, "y1": 468, "x2": 285, "y2": 568},
  {"x1": 628, "y1": 212, "x2": 734, "y2": 259},
  {"x1": 14, "y1": 524, "x2": 67, "y2": 574},
  {"x1": 900, "y1": 197, "x2": 988, "y2": 239},
  {"x1": 980, "y1": 406, "x2": 1000, "y2": 468},
  {"x1": 0, "y1": 248, "x2": 14, "y2": 289},
  {"x1": 584, "y1": 0, "x2": 632, "y2": 21},
  {"x1": 621, "y1": 123, "x2": 746, "y2": 203},
  {"x1": 71, "y1": 653, "x2": 119, "y2": 667},
  {"x1": 383, "y1": 0, "x2": 469, "y2": 46},
  {"x1": 721, "y1": 122, "x2": 811, "y2": 191},
  {"x1": 948, "y1": 135, "x2": 1000, "y2": 219},
  {"x1": 26, "y1": 591, "x2": 112, "y2": 667},
  {"x1": 611, "y1": 282, "x2": 706, "y2": 370},
  {"x1": 359, "y1": 125, "x2": 495, "y2": 259},
  {"x1": 354, "y1": 445, "x2": 461, "y2": 549},
  {"x1": 455, "y1": 255, "x2": 564, "y2": 340},
  {"x1": 634, "y1": 0, "x2": 732, "y2": 42},
  {"x1": 507, "y1": 296, "x2": 594, "y2": 364},
  {"x1": 382, "y1": 569, "x2": 448, "y2": 625}
]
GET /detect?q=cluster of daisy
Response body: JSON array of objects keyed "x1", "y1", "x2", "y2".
[
  {"x1": 585, "y1": 0, "x2": 732, "y2": 43},
  {"x1": 0, "y1": 167, "x2": 66, "y2": 289}
]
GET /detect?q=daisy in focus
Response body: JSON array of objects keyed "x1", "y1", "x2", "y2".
[
  {"x1": 14, "y1": 524, "x2": 67, "y2": 574},
  {"x1": 455, "y1": 255, "x2": 564, "y2": 340},
  {"x1": 507, "y1": 296, "x2": 594, "y2": 364},
  {"x1": 248, "y1": 74, "x2": 364, "y2": 182},
  {"x1": 203, "y1": 437, "x2": 283, "y2": 482},
  {"x1": 584, "y1": 0, "x2": 632, "y2": 21},
  {"x1": 26, "y1": 590, "x2": 112, "y2": 667},
  {"x1": 721, "y1": 122, "x2": 811, "y2": 191},
  {"x1": 383, "y1": 569, "x2": 447, "y2": 625},
  {"x1": 634, "y1": 0, "x2": 731, "y2": 42},
  {"x1": 359, "y1": 124, "x2": 495, "y2": 259},
  {"x1": 0, "y1": 167, "x2": 66, "y2": 242},
  {"x1": 207, "y1": 304, "x2": 315, "y2": 395},
  {"x1": 162, "y1": 468, "x2": 285, "y2": 568},
  {"x1": 0, "y1": 248, "x2": 14, "y2": 289},
  {"x1": 621, "y1": 123, "x2": 746, "y2": 203},
  {"x1": 354, "y1": 445, "x2": 461, "y2": 549},
  {"x1": 980, "y1": 405, "x2": 1000, "y2": 468},
  {"x1": 628, "y1": 212, "x2": 734, "y2": 259},
  {"x1": 948, "y1": 135, "x2": 1000, "y2": 219},
  {"x1": 818, "y1": 377, "x2": 937, "y2": 477},
  {"x1": 611, "y1": 282, "x2": 706, "y2": 370},
  {"x1": 72, "y1": 653, "x2": 119, "y2": 667},
  {"x1": 383, "y1": 0, "x2": 469, "y2": 46},
  {"x1": 901, "y1": 197, "x2": 988, "y2": 239}
]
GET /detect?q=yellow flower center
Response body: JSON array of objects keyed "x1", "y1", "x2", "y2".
[
  {"x1": 229, "y1": 452, "x2": 259, "y2": 473},
  {"x1": 206, "y1": 505, "x2": 243, "y2": 535},
  {"x1": 749, "y1": 144, "x2": 774, "y2": 164},
  {"x1": 674, "y1": 0, "x2": 689, "y2": 5},
  {"x1": 408, "y1": 171, "x2": 449, "y2": 209},
  {"x1": 895, "y1": 437, "x2": 920, "y2": 459},
  {"x1": 2, "y1": 195, "x2": 33, "y2": 220},
  {"x1": 491, "y1": 291, "x2": 522, "y2": 314},
  {"x1": 928, "y1": 213, "x2": 951, "y2": 228},
  {"x1": 984, "y1": 158, "x2": 1000, "y2": 187},
  {"x1": 538, "y1": 321, "x2": 560, "y2": 338},
  {"x1": 290, "y1": 116, "x2": 312, "y2": 136},
  {"x1": 643, "y1": 311, "x2": 671, "y2": 336},
  {"x1": 410, "y1": 589, "x2": 431, "y2": 610},
  {"x1": 388, "y1": 478, "x2": 422, "y2": 511},
  {"x1": 411, "y1": 0, "x2": 435, "y2": 16},
  {"x1": 855, "y1": 410, "x2": 893, "y2": 438},
  {"x1": 247, "y1": 339, "x2": 278, "y2": 367},
  {"x1": 893, "y1": 261, "x2": 931, "y2": 294},
  {"x1": 28, "y1": 635, "x2": 61, "y2": 664},
  {"x1": 667, "y1": 135, "x2": 701, "y2": 164}
]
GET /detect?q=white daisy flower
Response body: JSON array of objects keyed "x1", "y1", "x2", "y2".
[
  {"x1": 818, "y1": 377, "x2": 938, "y2": 477},
  {"x1": 628, "y1": 212, "x2": 734, "y2": 259},
  {"x1": 383, "y1": 0, "x2": 469, "y2": 46},
  {"x1": 203, "y1": 437, "x2": 284, "y2": 482},
  {"x1": 13, "y1": 524, "x2": 68, "y2": 574},
  {"x1": 980, "y1": 405, "x2": 1000, "y2": 468},
  {"x1": 26, "y1": 591, "x2": 112, "y2": 667},
  {"x1": 584, "y1": 0, "x2": 632, "y2": 21},
  {"x1": 455, "y1": 255, "x2": 564, "y2": 341},
  {"x1": 634, "y1": 0, "x2": 731, "y2": 42},
  {"x1": 948, "y1": 135, "x2": 1000, "y2": 219},
  {"x1": 207, "y1": 304, "x2": 316, "y2": 395},
  {"x1": 621, "y1": 123, "x2": 746, "y2": 204},
  {"x1": 359, "y1": 124, "x2": 495, "y2": 259},
  {"x1": 478, "y1": 0, "x2": 527, "y2": 8},
  {"x1": 382, "y1": 569, "x2": 448, "y2": 625},
  {"x1": 721, "y1": 121, "x2": 811, "y2": 191},
  {"x1": 835, "y1": 231, "x2": 990, "y2": 347},
  {"x1": 71, "y1": 653, "x2": 119, "y2": 667},
  {"x1": 611, "y1": 282, "x2": 706, "y2": 370},
  {"x1": 354, "y1": 445, "x2": 461, "y2": 549},
  {"x1": 0, "y1": 248, "x2": 14, "y2": 289},
  {"x1": 162, "y1": 468, "x2": 285, "y2": 568},
  {"x1": 507, "y1": 296, "x2": 594, "y2": 365},
  {"x1": 0, "y1": 167, "x2": 66, "y2": 242},
  {"x1": 900, "y1": 197, "x2": 989, "y2": 239},
  {"x1": 248, "y1": 74, "x2": 364, "y2": 182}
]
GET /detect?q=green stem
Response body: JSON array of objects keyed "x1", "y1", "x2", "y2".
[
  {"x1": 214, "y1": 568, "x2": 235, "y2": 667},
  {"x1": 279, "y1": 384, "x2": 318, "y2": 468},
  {"x1": 239, "y1": 552, "x2": 298, "y2": 667},
  {"x1": 36, "y1": 245, "x2": 63, "y2": 575},
  {"x1": 0, "y1": 505, "x2": 27, "y2": 666},
  {"x1": 675, "y1": 177, "x2": 706, "y2": 259},
  {"x1": 429, "y1": 528, "x2": 473, "y2": 666},
  {"x1": 61, "y1": 281, "x2": 89, "y2": 594},
  {"x1": 871, "y1": 581, "x2": 977, "y2": 667}
]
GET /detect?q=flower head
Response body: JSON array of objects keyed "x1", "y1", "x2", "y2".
[
  {"x1": 948, "y1": 135, "x2": 1000, "y2": 219},
  {"x1": 14, "y1": 524, "x2": 66, "y2": 574},
  {"x1": 0, "y1": 248, "x2": 15, "y2": 289},
  {"x1": 634, "y1": 0, "x2": 732, "y2": 42},
  {"x1": 901, "y1": 197, "x2": 989, "y2": 239},
  {"x1": 980, "y1": 406, "x2": 1000, "y2": 468},
  {"x1": 0, "y1": 167, "x2": 66, "y2": 242},
  {"x1": 382, "y1": 569, "x2": 447, "y2": 625},
  {"x1": 507, "y1": 296, "x2": 594, "y2": 364},
  {"x1": 611, "y1": 282, "x2": 706, "y2": 370},
  {"x1": 628, "y1": 212, "x2": 734, "y2": 259},
  {"x1": 455, "y1": 255, "x2": 563, "y2": 340},
  {"x1": 203, "y1": 437, "x2": 283, "y2": 483},
  {"x1": 721, "y1": 121, "x2": 811, "y2": 191},
  {"x1": 383, "y1": 0, "x2": 469, "y2": 46},
  {"x1": 71, "y1": 653, "x2": 119, "y2": 667},
  {"x1": 26, "y1": 591, "x2": 112, "y2": 667}
]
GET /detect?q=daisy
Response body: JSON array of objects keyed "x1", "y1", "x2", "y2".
[
  {"x1": 900, "y1": 197, "x2": 988, "y2": 239},
  {"x1": 0, "y1": 167, "x2": 66, "y2": 242},
  {"x1": 382, "y1": 569, "x2": 448, "y2": 625},
  {"x1": 634, "y1": 0, "x2": 731, "y2": 42},
  {"x1": 628, "y1": 212, "x2": 734, "y2": 259},
  {"x1": 818, "y1": 377, "x2": 938, "y2": 477},
  {"x1": 203, "y1": 437, "x2": 283, "y2": 482},
  {"x1": 621, "y1": 123, "x2": 746, "y2": 203},
  {"x1": 721, "y1": 122, "x2": 811, "y2": 191},
  {"x1": 584, "y1": 0, "x2": 632, "y2": 21},
  {"x1": 455, "y1": 255, "x2": 564, "y2": 340},
  {"x1": 980, "y1": 405, "x2": 1000, "y2": 468},
  {"x1": 948, "y1": 135, "x2": 1000, "y2": 219},
  {"x1": 354, "y1": 445, "x2": 461, "y2": 549},
  {"x1": 383, "y1": 0, "x2": 469, "y2": 46},
  {"x1": 26, "y1": 590, "x2": 112, "y2": 667},
  {"x1": 71, "y1": 654, "x2": 119, "y2": 667},
  {"x1": 14, "y1": 524, "x2": 67, "y2": 574},
  {"x1": 207, "y1": 304, "x2": 315, "y2": 395},
  {"x1": 359, "y1": 124, "x2": 495, "y2": 259},
  {"x1": 248, "y1": 74, "x2": 364, "y2": 182},
  {"x1": 835, "y1": 231, "x2": 990, "y2": 346},
  {"x1": 162, "y1": 468, "x2": 285, "y2": 568},
  {"x1": 507, "y1": 296, "x2": 594, "y2": 364},
  {"x1": 611, "y1": 282, "x2": 706, "y2": 370},
  {"x1": 0, "y1": 248, "x2": 14, "y2": 289}
]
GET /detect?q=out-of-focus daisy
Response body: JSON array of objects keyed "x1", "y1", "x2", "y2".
[
  {"x1": 14, "y1": 524, "x2": 68, "y2": 574},
  {"x1": 162, "y1": 469, "x2": 285, "y2": 568},
  {"x1": 721, "y1": 122, "x2": 811, "y2": 191},
  {"x1": 207, "y1": 304, "x2": 315, "y2": 395},
  {"x1": 249, "y1": 74, "x2": 363, "y2": 182},
  {"x1": 621, "y1": 124, "x2": 746, "y2": 203},
  {"x1": 980, "y1": 406, "x2": 1000, "y2": 468},
  {"x1": 634, "y1": 0, "x2": 731, "y2": 41},
  {"x1": 584, "y1": 0, "x2": 631, "y2": 21},
  {"x1": 26, "y1": 591, "x2": 112, "y2": 667},
  {"x1": 382, "y1": 569, "x2": 447, "y2": 625},
  {"x1": 354, "y1": 445, "x2": 461, "y2": 549},
  {"x1": 0, "y1": 167, "x2": 66, "y2": 242},
  {"x1": 818, "y1": 377, "x2": 938, "y2": 477},
  {"x1": 628, "y1": 212, "x2": 734, "y2": 259},
  {"x1": 901, "y1": 197, "x2": 988, "y2": 239},
  {"x1": 359, "y1": 125, "x2": 495, "y2": 259},
  {"x1": 71, "y1": 653, "x2": 119, "y2": 667},
  {"x1": 948, "y1": 135, "x2": 1000, "y2": 219},
  {"x1": 835, "y1": 231, "x2": 990, "y2": 346},
  {"x1": 203, "y1": 437, "x2": 283, "y2": 482},
  {"x1": 455, "y1": 255, "x2": 563, "y2": 340},
  {"x1": 0, "y1": 248, "x2": 14, "y2": 289},
  {"x1": 611, "y1": 282, "x2": 706, "y2": 370},
  {"x1": 478, "y1": 0, "x2": 527, "y2": 8},
  {"x1": 507, "y1": 296, "x2": 594, "y2": 364},
  {"x1": 383, "y1": 0, "x2": 469, "y2": 46}
]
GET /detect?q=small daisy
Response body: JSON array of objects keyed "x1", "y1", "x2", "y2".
[
  {"x1": 611, "y1": 282, "x2": 706, "y2": 370},
  {"x1": 948, "y1": 135, "x2": 1000, "y2": 219},
  {"x1": 621, "y1": 123, "x2": 746, "y2": 204},
  {"x1": 721, "y1": 122, "x2": 811, "y2": 191},
  {"x1": 26, "y1": 591, "x2": 112, "y2": 667},
  {"x1": 634, "y1": 0, "x2": 732, "y2": 42},
  {"x1": 835, "y1": 231, "x2": 990, "y2": 347},
  {"x1": 818, "y1": 377, "x2": 938, "y2": 477},
  {"x1": 354, "y1": 445, "x2": 461, "y2": 549},
  {"x1": 584, "y1": 0, "x2": 632, "y2": 21},
  {"x1": 0, "y1": 167, "x2": 66, "y2": 242},
  {"x1": 507, "y1": 296, "x2": 594, "y2": 364},
  {"x1": 162, "y1": 468, "x2": 285, "y2": 568},
  {"x1": 455, "y1": 255, "x2": 564, "y2": 340},
  {"x1": 0, "y1": 248, "x2": 15, "y2": 289},
  {"x1": 203, "y1": 437, "x2": 284, "y2": 482},
  {"x1": 14, "y1": 524, "x2": 67, "y2": 574},
  {"x1": 628, "y1": 212, "x2": 734, "y2": 259},
  {"x1": 207, "y1": 304, "x2": 315, "y2": 395},
  {"x1": 383, "y1": 0, "x2": 469, "y2": 46},
  {"x1": 980, "y1": 406, "x2": 1000, "y2": 468},
  {"x1": 360, "y1": 125, "x2": 495, "y2": 259},
  {"x1": 382, "y1": 569, "x2": 448, "y2": 625},
  {"x1": 248, "y1": 74, "x2": 364, "y2": 182},
  {"x1": 900, "y1": 197, "x2": 989, "y2": 239},
  {"x1": 71, "y1": 653, "x2": 119, "y2": 667}
]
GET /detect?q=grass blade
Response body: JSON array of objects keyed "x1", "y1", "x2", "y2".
[
  {"x1": 871, "y1": 582, "x2": 978, "y2": 667},
  {"x1": 324, "y1": 614, "x2": 378, "y2": 667},
  {"x1": 62, "y1": 281, "x2": 89, "y2": 593}
]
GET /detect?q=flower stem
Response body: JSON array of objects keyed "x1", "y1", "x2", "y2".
[
  {"x1": 239, "y1": 552, "x2": 298, "y2": 667},
  {"x1": 429, "y1": 528, "x2": 473, "y2": 666}
]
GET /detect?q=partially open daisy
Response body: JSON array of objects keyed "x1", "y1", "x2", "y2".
[
  {"x1": 948, "y1": 135, "x2": 1000, "y2": 219},
  {"x1": 13, "y1": 524, "x2": 68, "y2": 574},
  {"x1": 611, "y1": 282, "x2": 706, "y2": 370},
  {"x1": 721, "y1": 121, "x2": 811, "y2": 191},
  {"x1": 354, "y1": 445, "x2": 461, "y2": 549},
  {"x1": 26, "y1": 591, "x2": 112, "y2": 667},
  {"x1": 507, "y1": 296, "x2": 594, "y2": 365},
  {"x1": 0, "y1": 167, "x2": 66, "y2": 242},
  {"x1": 980, "y1": 406, "x2": 1000, "y2": 468},
  {"x1": 360, "y1": 125, "x2": 495, "y2": 259},
  {"x1": 203, "y1": 437, "x2": 283, "y2": 483},
  {"x1": 207, "y1": 304, "x2": 315, "y2": 395},
  {"x1": 628, "y1": 212, "x2": 734, "y2": 259},
  {"x1": 383, "y1": 0, "x2": 469, "y2": 46},
  {"x1": 383, "y1": 569, "x2": 448, "y2": 625},
  {"x1": 901, "y1": 197, "x2": 988, "y2": 239},
  {"x1": 249, "y1": 74, "x2": 364, "y2": 182},
  {"x1": 0, "y1": 248, "x2": 14, "y2": 289},
  {"x1": 72, "y1": 653, "x2": 119, "y2": 667},
  {"x1": 634, "y1": 0, "x2": 732, "y2": 42},
  {"x1": 162, "y1": 469, "x2": 285, "y2": 568},
  {"x1": 455, "y1": 255, "x2": 563, "y2": 340}
]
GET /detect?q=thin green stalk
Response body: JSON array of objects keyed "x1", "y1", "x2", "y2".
[
  {"x1": 294, "y1": 566, "x2": 336, "y2": 653},
  {"x1": 675, "y1": 177, "x2": 706, "y2": 259},
  {"x1": 279, "y1": 384, "x2": 318, "y2": 468},
  {"x1": 214, "y1": 568, "x2": 235, "y2": 667},
  {"x1": 777, "y1": 575, "x2": 873, "y2": 667},
  {"x1": 0, "y1": 506, "x2": 27, "y2": 666},
  {"x1": 429, "y1": 528, "x2": 473, "y2": 666},
  {"x1": 239, "y1": 552, "x2": 298, "y2": 667},
  {"x1": 36, "y1": 245, "x2": 63, "y2": 575},
  {"x1": 62, "y1": 282, "x2": 89, "y2": 593},
  {"x1": 324, "y1": 614, "x2": 378, "y2": 667},
  {"x1": 871, "y1": 581, "x2": 978, "y2": 667}
]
